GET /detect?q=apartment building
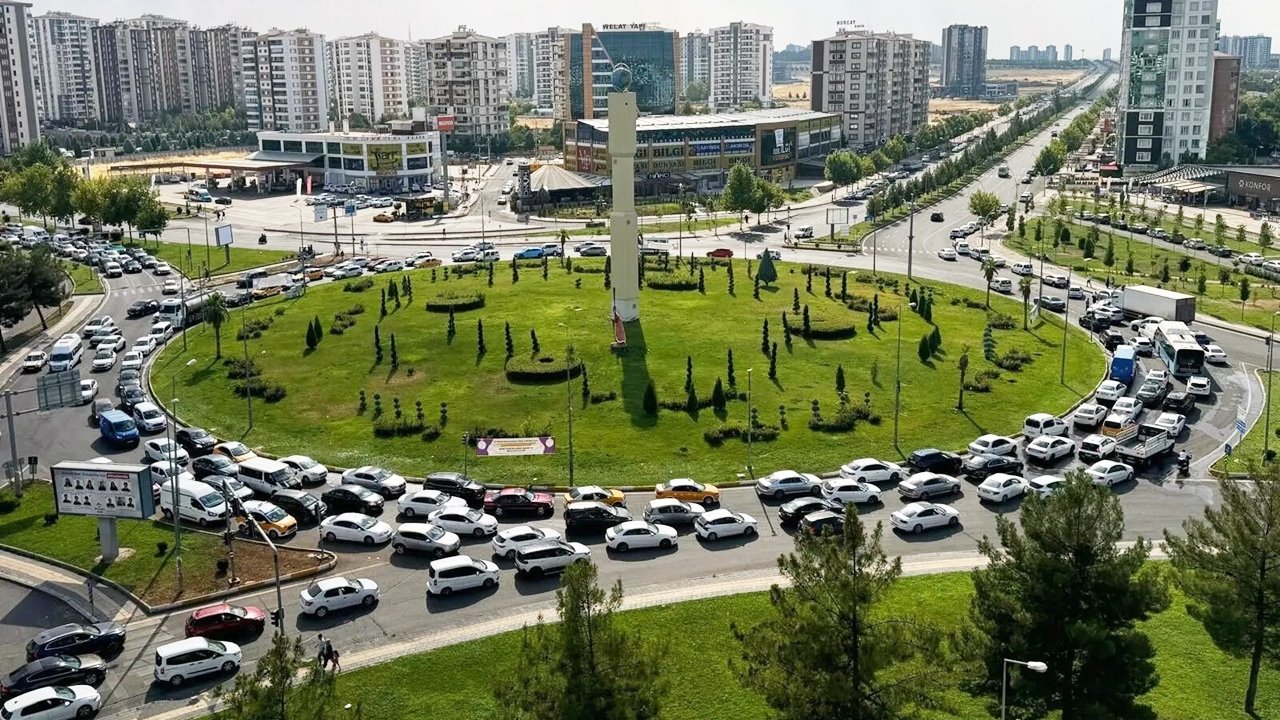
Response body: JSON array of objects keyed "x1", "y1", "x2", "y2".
[
  {"x1": 405, "y1": 40, "x2": 429, "y2": 104},
  {"x1": 242, "y1": 28, "x2": 329, "y2": 132},
  {"x1": 31, "y1": 11, "x2": 99, "y2": 125},
  {"x1": 1117, "y1": 0, "x2": 1219, "y2": 171},
  {"x1": 560, "y1": 23, "x2": 680, "y2": 122},
  {"x1": 680, "y1": 31, "x2": 710, "y2": 91},
  {"x1": 423, "y1": 27, "x2": 509, "y2": 142},
  {"x1": 504, "y1": 32, "x2": 534, "y2": 99},
  {"x1": 94, "y1": 18, "x2": 186, "y2": 125},
  {"x1": 1209, "y1": 52, "x2": 1239, "y2": 141},
  {"x1": 192, "y1": 24, "x2": 254, "y2": 113},
  {"x1": 810, "y1": 28, "x2": 930, "y2": 150},
  {"x1": 0, "y1": 1, "x2": 38, "y2": 153},
  {"x1": 331, "y1": 33, "x2": 410, "y2": 122},
  {"x1": 1218, "y1": 34, "x2": 1272, "y2": 70},
  {"x1": 534, "y1": 27, "x2": 571, "y2": 112},
  {"x1": 708, "y1": 22, "x2": 772, "y2": 111},
  {"x1": 940, "y1": 24, "x2": 987, "y2": 98}
]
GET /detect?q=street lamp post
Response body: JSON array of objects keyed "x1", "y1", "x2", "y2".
[
  {"x1": 893, "y1": 301, "x2": 906, "y2": 448},
  {"x1": 1266, "y1": 312, "x2": 1280, "y2": 458},
  {"x1": 240, "y1": 304, "x2": 254, "y2": 430},
  {"x1": 1002, "y1": 659, "x2": 1048, "y2": 720},
  {"x1": 746, "y1": 369, "x2": 754, "y2": 480},
  {"x1": 906, "y1": 199, "x2": 916, "y2": 280},
  {"x1": 1060, "y1": 277, "x2": 1072, "y2": 384},
  {"x1": 168, "y1": 358, "x2": 196, "y2": 593},
  {"x1": 558, "y1": 308, "x2": 582, "y2": 486}
]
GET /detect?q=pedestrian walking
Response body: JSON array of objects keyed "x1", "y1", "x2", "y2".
[
  {"x1": 316, "y1": 634, "x2": 328, "y2": 669},
  {"x1": 330, "y1": 647, "x2": 341, "y2": 673}
]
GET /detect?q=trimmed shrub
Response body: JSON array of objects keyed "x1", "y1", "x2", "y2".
[
  {"x1": 343, "y1": 277, "x2": 375, "y2": 292},
  {"x1": 233, "y1": 379, "x2": 287, "y2": 402},
  {"x1": 702, "y1": 422, "x2": 781, "y2": 446},
  {"x1": 987, "y1": 311, "x2": 1017, "y2": 330},
  {"x1": 330, "y1": 312, "x2": 358, "y2": 335},
  {"x1": 994, "y1": 348, "x2": 1034, "y2": 371},
  {"x1": 234, "y1": 316, "x2": 273, "y2": 341},
  {"x1": 425, "y1": 291, "x2": 486, "y2": 312},
  {"x1": 589, "y1": 391, "x2": 618, "y2": 404},
  {"x1": 645, "y1": 272, "x2": 698, "y2": 291},
  {"x1": 372, "y1": 417, "x2": 427, "y2": 438},
  {"x1": 504, "y1": 353, "x2": 585, "y2": 383},
  {"x1": 224, "y1": 357, "x2": 261, "y2": 380},
  {"x1": 783, "y1": 303, "x2": 859, "y2": 339}
]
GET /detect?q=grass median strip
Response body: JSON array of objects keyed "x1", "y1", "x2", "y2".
[
  {"x1": 1213, "y1": 369, "x2": 1278, "y2": 474},
  {"x1": 65, "y1": 263, "x2": 102, "y2": 295},
  {"x1": 124, "y1": 240, "x2": 294, "y2": 278}
]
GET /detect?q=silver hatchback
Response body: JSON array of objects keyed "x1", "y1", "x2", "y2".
[{"x1": 392, "y1": 522, "x2": 461, "y2": 558}]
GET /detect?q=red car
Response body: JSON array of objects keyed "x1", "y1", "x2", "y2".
[
  {"x1": 706, "y1": 248, "x2": 734, "y2": 258},
  {"x1": 184, "y1": 603, "x2": 267, "y2": 638},
  {"x1": 482, "y1": 487, "x2": 555, "y2": 518}
]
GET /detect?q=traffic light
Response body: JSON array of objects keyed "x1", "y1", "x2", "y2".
[{"x1": 270, "y1": 608, "x2": 283, "y2": 628}]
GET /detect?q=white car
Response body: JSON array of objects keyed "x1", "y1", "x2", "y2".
[
  {"x1": 162, "y1": 280, "x2": 179, "y2": 294},
  {"x1": 1026, "y1": 475, "x2": 1066, "y2": 498},
  {"x1": 1095, "y1": 380, "x2": 1127, "y2": 404},
  {"x1": 375, "y1": 260, "x2": 404, "y2": 273},
  {"x1": 428, "y1": 506, "x2": 499, "y2": 537},
  {"x1": 319, "y1": 512, "x2": 394, "y2": 545},
  {"x1": 1023, "y1": 412, "x2": 1068, "y2": 438},
  {"x1": 897, "y1": 472, "x2": 961, "y2": 500},
  {"x1": 426, "y1": 555, "x2": 499, "y2": 596},
  {"x1": 81, "y1": 316, "x2": 115, "y2": 338},
  {"x1": 976, "y1": 473, "x2": 1027, "y2": 503},
  {"x1": 132, "y1": 336, "x2": 157, "y2": 357},
  {"x1": 1204, "y1": 344, "x2": 1228, "y2": 364},
  {"x1": 754, "y1": 470, "x2": 822, "y2": 499},
  {"x1": 1092, "y1": 304, "x2": 1125, "y2": 324},
  {"x1": 451, "y1": 248, "x2": 479, "y2": 262},
  {"x1": 1087, "y1": 460, "x2": 1135, "y2": 487},
  {"x1": 1130, "y1": 336, "x2": 1154, "y2": 356},
  {"x1": 491, "y1": 525, "x2": 563, "y2": 559},
  {"x1": 298, "y1": 576, "x2": 380, "y2": 617},
  {"x1": 1073, "y1": 403, "x2": 1107, "y2": 428},
  {"x1": 21, "y1": 351, "x2": 47, "y2": 372},
  {"x1": 890, "y1": 502, "x2": 960, "y2": 534},
  {"x1": 1153, "y1": 412, "x2": 1187, "y2": 437},
  {"x1": 132, "y1": 402, "x2": 166, "y2": 432},
  {"x1": 153, "y1": 262, "x2": 172, "y2": 275},
  {"x1": 1025, "y1": 435, "x2": 1075, "y2": 464},
  {"x1": 120, "y1": 350, "x2": 144, "y2": 371},
  {"x1": 1241, "y1": 252, "x2": 1265, "y2": 265},
  {"x1": 143, "y1": 438, "x2": 189, "y2": 466},
  {"x1": 1146, "y1": 369, "x2": 1170, "y2": 385},
  {"x1": 1129, "y1": 315, "x2": 1162, "y2": 333},
  {"x1": 149, "y1": 321, "x2": 174, "y2": 341},
  {"x1": 90, "y1": 348, "x2": 117, "y2": 372},
  {"x1": 513, "y1": 540, "x2": 591, "y2": 576},
  {"x1": 605, "y1": 520, "x2": 678, "y2": 552},
  {"x1": 820, "y1": 478, "x2": 882, "y2": 505},
  {"x1": 1010, "y1": 262, "x2": 1034, "y2": 276},
  {"x1": 341, "y1": 465, "x2": 407, "y2": 498},
  {"x1": 278, "y1": 454, "x2": 328, "y2": 485},
  {"x1": 937, "y1": 247, "x2": 957, "y2": 261},
  {"x1": 92, "y1": 334, "x2": 125, "y2": 352},
  {"x1": 324, "y1": 263, "x2": 354, "y2": 278},
  {"x1": 839, "y1": 458, "x2": 904, "y2": 484},
  {"x1": 397, "y1": 488, "x2": 466, "y2": 517},
  {"x1": 694, "y1": 509, "x2": 758, "y2": 541},
  {"x1": 1, "y1": 686, "x2": 102, "y2": 720},
  {"x1": 968, "y1": 434, "x2": 1018, "y2": 457},
  {"x1": 78, "y1": 379, "x2": 98, "y2": 403},
  {"x1": 1078, "y1": 433, "x2": 1118, "y2": 462},
  {"x1": 1186, "y1": 376, "x2": 1211, "y2": 397},
  {"x1": 1112, "y1": 397, "x2": 1143, "y2": 420}
]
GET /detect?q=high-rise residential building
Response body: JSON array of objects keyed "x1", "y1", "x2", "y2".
[
  {"x1": 424, "y1": 27, "x2": 509, "y2": 143},
  {"x1": 941, "y1": 24, "x2": 987, "y2": 98},
  {"x1": 708, "y1": 21, "x2": 772, "y2": 111},
  {"x1": 93, "y1": 16, "x2": 187, "y2": 125},
  {"x1": 0, "y1": 1, "x2": 38, "y2": 153},
  {"x1": 1044, "y1": 45, "x2": 1059, "y2": 62},
  {"x1": 810, "y1": 27, "x2": 930, "y2": 150},
  {"x1": 31, "y1": 11, "x2": 100, "y2": 125},
  {"x1": 1218, "y1": 34, "x2": 1273, "y2": 70},
  {"x1": 242, "y1": 28, "x2": 328, "y2": 132},
  {"x1": 1209, "y1": 52, "x2": 1240, "y2": 141},
  {"x1": 559, "y1": 23, "x2": 680, "y2": 122},
  {"x1": 331, "y1": 33, "x2": 410, "y2": 122},
  {"x1": 1103, "y1": 47, "x2": 1113, "y2": 61},
  {"x1": 185, "y1": 24, "x2": 254, "y2": 114},
  {"x1": 1064, "y1": 44, "x2": 1074, "y2": 62},
  {"x1": 1117, "y1": 0, "x2": 1218, "y2": 171},
  {"x1": 503, "y1": 32, "x2": 534, "y2": 100},
  {"x1": 529, "y1": 26, "x2": 570, "y2": 109},
  {"x1": 405, "y1": 40, "x2": 429, "y2": 104},
  {"x1": 680, "y1": 31, "x2": 710, "y2": 92},
  {"x1": 1010, "y1": 45, "x2": 1021, "y2": 62}
]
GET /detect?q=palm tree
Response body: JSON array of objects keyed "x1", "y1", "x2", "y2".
[
  {"x1": 204, "y1": 291, "x2": 229, "y2": 359},
  {"x1": 982, "y1": 259, "x2": 997, "y2": 308},
  {"x1": 1019, "y1": 275, "x2": 1034, "y2": 330}
]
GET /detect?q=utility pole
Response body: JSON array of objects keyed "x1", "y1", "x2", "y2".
[
  {"x1": 746, "y1": 369, "x2": 754, "y2": 480},
  {"x1": 240, "y1": 304, "x2": 254, "y2": 430},
  {"x1": 907, "y1": 199, "x2": 916, "y2": 280},
  {"x1": 5, "y1": 392, "x2": 21, "y2": 497}
]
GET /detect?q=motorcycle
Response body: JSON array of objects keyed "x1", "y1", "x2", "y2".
[{"x1": 1176, "y1": 453, "x2": 1191, "y2": 478}]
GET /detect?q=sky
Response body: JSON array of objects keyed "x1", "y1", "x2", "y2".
[{"x1": 33, "y1": 0, "x2": 1280, "y2": 58}]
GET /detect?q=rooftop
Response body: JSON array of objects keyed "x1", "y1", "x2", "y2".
[{"x1": 579, "y1": 108, "x2": 838, "y2": 133}]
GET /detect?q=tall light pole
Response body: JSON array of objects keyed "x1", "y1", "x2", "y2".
[
  {"x1": 746, "y1": 368, "x2": 754, "y2": 480},
  {"x1": 240, "y1": 303, "x2": 254, "y2": 430},
  {"x1": 558, "y1": 307, "x2": 582, "y2": 486},
  {"x1": 168, "y1": 358, "x2": 196, "y2": 592},
  {"x1": 894, "y1": 300, "x2": 910, "y2": 448},
  {"x1": 1266, "y1": 312, "x2": 1280, "y2": 458},
  {"x1": 906, "y1": 198, "x2": 916, "y2": 280},
  {"x1": 1060, "y1": 275, "x2": 1072, "y2": 384},
  {"x1": 1002, "y1": 659, "x2": 1048, "y2": 720}
]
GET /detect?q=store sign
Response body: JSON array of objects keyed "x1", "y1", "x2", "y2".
[
  {"x1": 1229, "y1": 172, "x2": 1280, "y2": 200},
  {"x1": 52, "y1": 461, "x2": 155, "y2": 520},
  {"x1": 760, "y1": 127, "x2": 796, "y2": 164},
  {"x1": 690, "y1": 141, "x2": 721, "y2": 157},
  {"x1": 405, "y1": 142, "x2": 428, "y2": 155},
  {"x1": 601, "y1": 23, "x2": 651, "y2": 31},
  {"x1": 366, "y1": 144, "x2": 403, "y2": 175},
  {"x1": 725, "y1": 141, "x2": 754, "y2": 155},
  {"x1": 436, "y1": 115, "x2": 456, "y2": 132},
  {"x1": 341, "y1": 143, "x2": 363, "y2": 156}
]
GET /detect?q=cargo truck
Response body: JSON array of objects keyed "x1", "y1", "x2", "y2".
[
  {"x1": 1113, "y1": 424, "x2": 1175, "y2": 470},
  {"x1": 1119, "y1": 286, "x2": 1196, "y2": 323}
]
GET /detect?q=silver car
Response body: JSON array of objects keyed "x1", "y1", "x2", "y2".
[{"x1": 392, "y1": 522, "x2": 461, "y2": 558}]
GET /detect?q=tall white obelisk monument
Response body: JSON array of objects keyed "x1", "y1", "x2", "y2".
[{"x1": 607, "y1": 65, "x2": 640, "y2": 322}]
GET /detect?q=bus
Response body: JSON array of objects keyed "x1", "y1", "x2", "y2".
[{"x1": 1152, "y1": 321, "x2": 1205, "y2": 377}]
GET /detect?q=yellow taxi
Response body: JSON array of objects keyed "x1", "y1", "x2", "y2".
[
  {"x1": 237, "y1": 500, "x2": 298, "y2": 540},
  {"x1": 212, "y1": 441, "x2": 257, "y2": 464},
  {"x1": 562, "y1": 485, "x2": 626, "y2": 507},
  {"x1": 654, "y1": 478, "x2": 720, "y2": 506}
]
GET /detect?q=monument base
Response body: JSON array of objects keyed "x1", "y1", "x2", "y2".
[{"x1": 613, "y1": 298, "x2": 639, "y2": 323}]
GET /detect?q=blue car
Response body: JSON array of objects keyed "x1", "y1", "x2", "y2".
[{"x1": 514, "y1": 247, "x2": 544, "y2": 260}]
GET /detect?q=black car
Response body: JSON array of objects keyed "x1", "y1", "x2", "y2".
[
  {"x1": 126, "y1": 300, "x2": 159, "y2": 318},
  {"x1": 191, "y1": 454, "x2": 238, "y2": 481},
  {"x1": 962, "y1": 454, "x2": 1024, "y2": 481},
  {"x1": 120, "y1": 386, "x2": 147, "y2": 410},
  {"x1": 1192, "y1": 331, "x2": 1213, "y2": 347},
  {"x1": 1096, "y1": 214, "x2": 1112, "y2": 226},
  {"x1": 123, "y1": 260, "x2": 143, "y2": 274},
  {"x1": 1136, "y1": 380, "x2": 1170, "y2": 406},
  {"x1": 176, "y1": 427, "x2": 216, "y2": 455},
  {"x1": 421, "y1": 471, "x2": 486, "y2": 507},
  {"x1": 0, "y1": 655, "x2": 108, "y2": 699},
  {"x1": 223, "y1": 290, "x2": 253, "y2": 307},
  {"x1": 1113, "y1": 218, "x2": 1129, "y2": 230},
  {"x1": 800, "y1": 510, "x2": 845, "y2": 536},
  {"x1": 271, "y1": 488, "x2": 327, "y2": 524},
  {"x1": 214, "y1": 196, "x2": 233, "y2": 206},
  {"x1": 563, "y1": 502, "x2": 630, "y2": 534},
  {"x1": 907, "y1": 448, "x2": 963, "y2": 475},
  {"x1": 1163, "y1": 390, "x2": 1195, "y2": 413},
  {"x1": 779, "y1": 497, "x2": 841, "y2": 527},
  {"x1": 1078, "y1": 313, "x2": 1109, "y2": 332},
  {"x1": 1209, "y1": 245, "x2": 1233, "y2": 258},
  {"x1": 321, "y1": 484, "x2": 384, "y2": 515},
  {"x1": 1101, "y1": 329, "x2": 1126, "y2": 351},
  {"x1": 26, "y1": 623, "x2": 125, "y2": 662},
  {"x1": 929, "y1": 211, "x2": 944, "y2": 222}
]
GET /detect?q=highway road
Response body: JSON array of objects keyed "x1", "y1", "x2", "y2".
[{"x1": 0, "y1": 67, "x2": 1266, "y2": 719}]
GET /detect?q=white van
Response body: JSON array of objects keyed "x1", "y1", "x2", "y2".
[
  {"x1": 48, "y1": 340, "x2": 83, "y2": 371},
  {"x1": 153, "y1": 637, "x2": 242, "y2": 687},
  {"x1": 104, "y1": 261, "x2": 123, "y2": 278},
  {"x1": 1011, "y1": 262, "x2": 1035, "y2": 276},
  {"x1": 236, "y1": 457, "x2": 301, "y2": 496},
  {"x1": 426, "y1": 555, "x2": 499, "y2": 596},
  {"x1": 794, "y1": 225, "x2": 814, "y2": 239},
  {"x1": 954, "y1": 241, "x2": 972, "y2": 256},
  {"x1": 989, "y1": 277, "x2": 1013, "y2": 294},
  {"x1": 158, "y1": 477, "x2": 228, "y2": 527}
]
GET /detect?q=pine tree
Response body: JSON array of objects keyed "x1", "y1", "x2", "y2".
[
  {"x1": 504, "y1": 321, "x2": 514, "y2": 357},
  {"x1": 684, "y1": 356, "x2": 694, "y2": 393},
  {"x1": 531, "y1": 328, "x2": 541, "y2": 354},
  {"x1": 380, "y1": 288, "x2": 387, "y2": 318},
  {"x1": 373, "y1": 325, "x2": 383, "y2": 363},
  {"x1": 447, "y1": 309, "x2": 456, "y2": 340},
  {"x1": 840, "y1": 272, "x2": 848, "y2": 301},
  {"x1": 768, "y1": 342, "x2": 778, "y2": 379},
  {"x1": 604, "y1": 255, "x2": 612, "y2": 289},
  {"x1": 727, "y1": 262, "x2": 735, "y2": 295},
  {"x1": 712, "y1": 378, "x2": 727, "y2": 412},
  {"x1": 477, "y1": 319, "x2": 486, "y2": 354},
  {"x1": 305, "y1": 320, "x2": 318, "y2": 350},
  {"x1": 805, "y1": 269, "x2": 813, "y2": 293},
  {"x1": 802, "y1": 305, "x2": 811, "y2": 336},
  {"x1": 753, "y1": 275, "x2": 760, "y2": 299},
  {"x1": 929, "y1": 326, "x2": 942, "y2": 355},
  {"x1": 389, "y1": 333, "x2": 399, "y2": 369},
  {"x1": 835, "y1": 365, "x2": 846, "y2": 394},
  {"x1": 487, "y1": 262, "x2": 494, "y2": 287},
  {"x1": 642, "y1": 381, "x2": 658, "y2": 416},
  {"x1": 727, "y1": 349, "x2": 737, "y2": 389},
  {"x1": 917, "y1": 335, "x2": 931, "y2": 362},
  {"x1": 982, "y1": 324, "x2": 996, "y2": 361},
  {"x1": 698, "y1": 267, "x2": 706, "y2": 293},
  {"x1": 761, "y1": 318, "x2": 770, "y2": 355},
  {"x1": 792, "y1": 287, "x2": 801, "y2": 312},
  {"x1": 542, "y1": 257, "x2": 549, "y2": 281},
  {"x1": 580, "y1": 365, "x2": 590, "y2": 402}
]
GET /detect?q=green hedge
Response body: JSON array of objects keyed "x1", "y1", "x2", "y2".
[
  {"x1": 784, "y1": 304, "x2": 860, "y2": 340},
  {"x1": 424, "y1": 292, "x2": 486, "y2": 313},
  {"x1": 645, "y1": 272, "x2": 698, "y2": 291},
  {"x1": 504, "y1": 353, "x2": 585, "y2": 383}
]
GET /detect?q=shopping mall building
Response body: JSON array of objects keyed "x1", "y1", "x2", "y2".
[{"x1": 253, "y1": 129, "x2": 446, "y2": 193}]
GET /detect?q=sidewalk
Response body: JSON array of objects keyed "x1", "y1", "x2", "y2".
[{"x1": 0, "y1": 548, "x2": 140, "y2": 625}]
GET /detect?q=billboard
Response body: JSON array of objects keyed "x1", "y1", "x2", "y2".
[
  {"x1": 341, "y1": 143, "x2": 363, "y2": 156},
  {"x1": 405, "y1": 142, "x2": 428, "y2": 155},
  {"x1": 214, "y1": 224, "x2": 234, "y2": 247},
  {"x1": 475, "y1": 437, "x2": 557, "y2": 456},
  {"x1": 436, "y1": 116, "x2": 456, "y2": 133},
  {"x1": 760, "y1": 127, "x2": 796, "y2": 165},
  {"x1": 1228, "y1": 172, "x2": 1280, "y2": 200},
  {"x1": 366, "y1": 144, "x2": 403, "y2": 175},
  {"x1": 53, "y1": 461, "x2": 155, "y2": 520}
]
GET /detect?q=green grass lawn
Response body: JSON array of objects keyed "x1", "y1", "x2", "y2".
[
  {"x1": 63, "y1": 262, "x2": 102, "y2": 295},
  {"x1": 124, "y1": 239, "x2": 294, "y2": 279},
  {"x1": 1213, "y1": 369, "x2": 1277, "y2": 475},
  {"x1": 332, "y1": 571, "x2": 1275, "y2": 720},
  {"x1": 154, "y1": 256, "x2": 1101, "y2": 487}
]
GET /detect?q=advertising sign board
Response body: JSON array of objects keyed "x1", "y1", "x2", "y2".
[
  {"x1": 52, "y1": 461, "x2": 154, "y2": 520},
  {"x1": 436, "y1": 116, "x2": 456, "y2": 133},
  {"x1": 474, "y1": 437, "x2": 557, "y2": 457}
]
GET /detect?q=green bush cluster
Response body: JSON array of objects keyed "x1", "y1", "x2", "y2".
[
  {"x1": 224, "y1": 357, "x2": 261, "y2": 380},
  {"x1": 424, "y1": 292, "x2": 486, "y2": 312},
  {"x1": 343, "y1": 277, "x2": 375, "y2": 292},
  {"x1": 702, "y1": 422, "x2": 781, "y2": 446},
  {"x1": 588, "y1": 391, "x2": 618, "y2": 404},
  {"x1": 234, "y1": 316, "x2": 273, "y2": 341},
  {"x1": 987, "y1": 312, "x2": 1017, "y2": 330},
  {"x1": 808, "y1": 399, "x2": 882, "y2": 432},
  {"x1": 964, "y1": 369, "x2": 1002, "y2": 393},
  {"x1": 645, "y1": 272, "x2": 698, "y2": 291},
  {"x1": 232, "y1": 379, "x2": 287, "y2": 402},
  {"x1": 994, "y1": 348, "x2": 1034, "y2": 371},
  {"x1": 504, "y1": 353, "x2": 584, "y2": 382},
  {"x1": 784, "y1": 304, "x2": 859, "y2": 339}
]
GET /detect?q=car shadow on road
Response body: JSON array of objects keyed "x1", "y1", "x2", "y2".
[
  {"x1": 388, "y1": 552, "x2": 440, "y2": 570},
  {"x1": 979, "y1": 495, "x2": 1026, "y2": 515},
  {"x1": 425, "y1": 583, "x2": 500, "y2": 612},
  {"x1": 892, "y1": 523, "x2": 965, "y2": 543},
  {"x1": 294, "y1": 604, "x2": 379, "y2": 630},
  {"x1": 604, "y1": 545, "x2": 679, "y2": 562},
  {"x1": 143, "y1": 668, "x2": 237, "y2": 703},
  {"x1": 695, "y1": 533, "x2": 759, "y2": 551},
  {"x1": 513, "y1": 573, "x2": 563, "y2": 596},
  {"x1": 315, "y1": 539, "x2": 392, "y2": 556}
]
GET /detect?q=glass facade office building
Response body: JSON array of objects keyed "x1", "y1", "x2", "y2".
[{"x1": 565, "y1": 24, "x2": 679, "y2": 120}]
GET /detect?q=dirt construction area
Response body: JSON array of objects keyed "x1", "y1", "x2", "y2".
[{"x1": 987, "y1": 67, "x2": 1088, "y2": 96}]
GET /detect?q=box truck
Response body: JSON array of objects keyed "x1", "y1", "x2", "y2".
[{"x1": 1119, "y1": 286, "x2": 1196, "y2": 323}]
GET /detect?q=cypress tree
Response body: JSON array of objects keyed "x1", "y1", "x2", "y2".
[
  {"x1": 504, "y1": 321, "x2": 514, "y2": 357},
  {"x1": 373, "y1": 325, "x2": 383, "y2": 363},
  {"x1": 531, "y1": 329, "x2": 540, "y2": 354},
  {"x1": 761, "y1": 318, "x2": 770, "y2": 355},
  {"x1": 712, "y1": 378, "x2": 727, "y2": 411},
  {"x1": 802, "y1": 305, "x2": 812, "y2": 336},
  {"x1": 768, "y1": 342, "x2": 778, "y2": 379},
  {"x1": 727, "y1": 349, "x2": 737, "y2": 388},
  {"x1": 835, "y1": 365, "x2": 846, "y2": 394},
  {"x1": 643, "y1": 381, "x2": 658, "y2": 416},
  {"x1": 477, "y1": 319, "x2": 486, "y2": 354}
]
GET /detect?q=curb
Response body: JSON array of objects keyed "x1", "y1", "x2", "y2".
[
  {"x1": 145, "y1": 544, "x2": 337, "y2": 614},
  {"x1": 0, "y1": 565, "x2": 106, "y2": 623},
  {"x1": 0, "y1": 542, "x2": 139, "y2": 617}
]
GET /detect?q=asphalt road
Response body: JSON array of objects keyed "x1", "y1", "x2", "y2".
[{"x1": 0, "y1": 578, "x2": 84, "y2": 654}]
